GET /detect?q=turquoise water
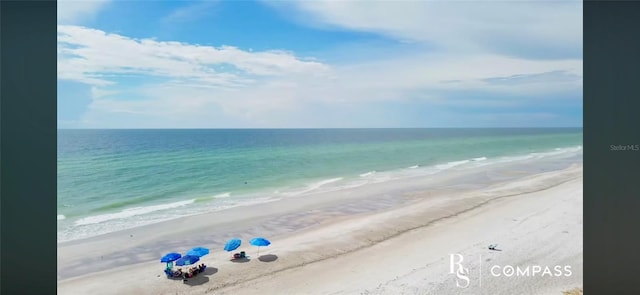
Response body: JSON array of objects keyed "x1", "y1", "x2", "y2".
[{"x1": 57, "y1": 128, "x2": 582, "y2": 242}]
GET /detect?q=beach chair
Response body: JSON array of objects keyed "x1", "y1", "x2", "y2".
[
  {"x1": 233, "y1": 251, "x2": 247, "y2": 259},
  {"x1": 165, "y1": 269, "x2": 183, "y2": 279}
]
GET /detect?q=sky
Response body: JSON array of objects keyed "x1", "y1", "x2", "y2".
[{"x1": 57, "y1": 0, "x2": 583, "y2": 128}]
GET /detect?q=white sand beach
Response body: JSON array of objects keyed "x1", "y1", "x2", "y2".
[{"x1": 58, "y1": 163, "x2": 583, "y2": 295}]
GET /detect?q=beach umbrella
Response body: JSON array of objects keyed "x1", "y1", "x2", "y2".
[
  {"x1": 160, "y1": 252, "x2": 182, "y2": 270},
  {"x1": 224, "y1": 238, "x2": 242, "y2": 252},
  {"x1": 160, "y1": 252, "x2": 182, "y2": 263},
  {"x1": 250, "y1": 237, "x2": 271, "y2": 256},
  {"x1": 175, "y1": 255, "x2": 200, "y2": 266},
  {"x1": 186, "y1": 247, "x2": 209, "y2": 257}
]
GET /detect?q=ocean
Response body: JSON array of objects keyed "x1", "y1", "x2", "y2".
[{"x1": 57, "y1": 128, "x2": 583, "y2": 242}]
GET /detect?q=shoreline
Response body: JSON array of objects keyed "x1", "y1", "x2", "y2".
[
  {"x1": 58, "y1": 162, "x2": 582, "y2": 294},
  {"x1": 58, "y1": 154, "x2": 579, "y2": 279},
  {"x1": 57, "y1": 145, "x2": 582, "y2": 243}
]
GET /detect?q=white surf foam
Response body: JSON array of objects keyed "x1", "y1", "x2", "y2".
[
  {"x1": 74, "y1": 199, "x2": 195, "y2": 226},
  {"x1": 489, "y1": 145, "x2": 582, "y2": 165},
  {"x1": 195, "y1": 192, "x2": 232, "y2": 202},
  {"x1": 59, "y1": 196, "x2": 283, "y2": 243},
  {"x1": 57, "y1": 214, "x2": 66, "y2": 221},
  {"x1": 531, "y1": 145, "x2": 583, "y2": 158},
  {"x1": 214, "y1": 192, "x2": 231, "y2": 198},
  {"x1": 435, "y1": 160, "x2": 470, "y2": 170},
  {"x1": 311, "y1": 177, "x2": 344, "y2": 189},
  {"x1": 282, "y1": 177, "x2": 344, "y2": 196},
  {"x1": 359, "y1": 171, "x2": 376, "y2": 177}
]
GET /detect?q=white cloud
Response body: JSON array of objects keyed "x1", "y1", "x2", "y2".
[
  {"x1": 58, "y1": 0, "x2": 111, "y2": 24},
  {"x1": 328, "y1": 53, "x2": 582, "y2": 98},
  {"x1": 57, "y1": 25, "x2": 331, "y2": 88},
  {"x1": 90, "y1": 86, "x2": 119, "y2": 99},
  {"x1": 75, "y1": 49, "x2": 582, "y2": 127},
  {"x1": 59, "y1": 1, "x2": 582, "y2": 128},
  {"x1": 163, "y1": 1, "x2": 220, "y2": 23},
  {"x1": 268, "y1": 0, "x2": 582, "y2": 59},
  {"x1": 65, "y1": 45, "x2": 582, "y2": 127}
]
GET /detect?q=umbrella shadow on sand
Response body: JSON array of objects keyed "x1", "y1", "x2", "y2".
[
  {"x1": 230, "y1": 257, "x2": 251, "y2": 263},
  {"x1": 258, "y1": 254, "x2": 278, "y2": 262},
  {"x1": 184, "y1": 276, "x2": 209, "y2": 286},
  {"x1": 183, "y1": 267, "x2": 218, "y2": 286},
  {"x1": 202, "y1": 267, "x2": 219, "y2": 275}
]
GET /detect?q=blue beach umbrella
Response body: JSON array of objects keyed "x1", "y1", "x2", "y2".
[
  {"x1": 250, "y1": 237, "x2": 271, "y2": 256},
  {"x1": 186, "y1": 247, "x2": 210, "y2": 257},
  {"x1": 160, "y1": 252, "x2": 182, "y2": 270},
  {"x1": 175, "y1": 255, "x2": 200, "y2": 266},
  {"x1": 160, "y1": 252, "x2": 182, "y2": 263},
  {"x1": 224, "y1": 238, "x2": 242, "y2": 252}
]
